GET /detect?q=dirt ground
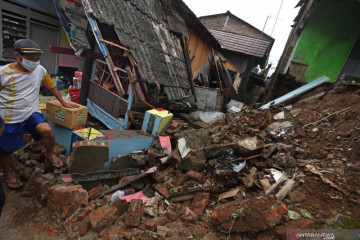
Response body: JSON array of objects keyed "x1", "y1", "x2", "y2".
[{"x1": 0, "y1": 191, "x2": 66, "y2": 240}]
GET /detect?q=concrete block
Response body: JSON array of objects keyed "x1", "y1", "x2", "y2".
[{"x1": 69, "y1": 141, "x2": 109, "y2": 174}]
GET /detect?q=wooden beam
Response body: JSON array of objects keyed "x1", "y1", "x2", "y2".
[
  {"x1": 49, "y1": 46, "x2": 129, "y2": 62},
  {"x1": 99, "y1": 38, "x2": 130, "y2": 52}
]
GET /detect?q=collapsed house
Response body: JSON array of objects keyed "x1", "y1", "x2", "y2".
[
  {"x1": 268, "y1": 0, "x2": 360, "y2": 100},
  {"x1": 51, "y1": 0, "x2": 274, "y2": 128},
  {"x1": 199, "y1": 11, "x2": 275, "y2": 103}
]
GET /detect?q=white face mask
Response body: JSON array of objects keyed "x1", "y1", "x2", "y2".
[{"x1": 19, "y1": 56, "x2": 40, "y2": 72}]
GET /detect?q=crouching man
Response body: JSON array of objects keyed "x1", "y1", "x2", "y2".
[{"x1": 0, "y1": 39, "x2": 78, "y2": 190}]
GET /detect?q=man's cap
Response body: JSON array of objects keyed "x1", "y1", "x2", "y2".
[{"x1": 13, "y1": 39, "x2": 44, "y2": 54}]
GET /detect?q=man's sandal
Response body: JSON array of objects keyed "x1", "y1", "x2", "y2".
[
  {"x1": 50, "y1": 157, "x2": 67, "y2": 169},
  {"x1": 5, "y1": 176, "x2": 24, "y2": 190}
]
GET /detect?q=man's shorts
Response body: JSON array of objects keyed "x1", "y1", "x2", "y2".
[{"x1": 0, "y1": 112, "x2": 47, "y2": 154}]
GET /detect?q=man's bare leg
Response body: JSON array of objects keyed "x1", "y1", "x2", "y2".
[
  {"x1": 0, "y1": 153, "x2": 23, "y2": 188},
  {"x1": 36, "y1": 122, "x2": 63, "y2": 168}
]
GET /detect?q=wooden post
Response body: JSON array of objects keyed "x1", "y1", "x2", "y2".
[
  {"x1": 212, "y1": 49, "x2": 223, "y2": 91},
  {"x1": 237, "y1": 56, "x2": 256, "y2": 102},
  {"x1": 80, "y1": 26, "x2": 96, "y2": 105}
]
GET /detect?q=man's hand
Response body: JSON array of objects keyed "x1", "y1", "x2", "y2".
[{"x1": 62, "y1": 102, "x2": 80, "y2": 109}]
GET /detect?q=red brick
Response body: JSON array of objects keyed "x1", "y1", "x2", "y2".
[
  {"x1": 277, "y1": 204, "x2": 288, "y2": 215},
  {"x1": 89, "y1": 205, "x2": 119, "y2": 232},
  {"x1": 33, "y1": 176, "x2": 55, "y2": 206},
  {"x1": 171, "y1": 121, "x2": 180, "y2": 129},
  {"x1": 173, "y1": 174, "x2": 188, "y2": 187},
  {"x1": 62, "y1": 205, "x2": 76, "y2": 219},
  {"x1": 164, "y1": 181, "x2": 176, "y2": 190},
  {"x1": 275, "y1": 219, "x2": 316, "y2": 237},
  {"x1": 110, "y1": 199, "x2": 129, "y2": 216},
  {"x1": 47, "y1": 185, "x2": 88, "y2": 219},
  {"x1": 21, "y1": 191, "x2": 31, "y2": 197},
  {"x1": 253, "y1": 201, "x2": 269, "y2": 210},
  {"x1": 186, "y1": 170, "x2": 203, "y2": 182},
  {"x1": 267, "y1": 208, "x2": 279, "y2": 220},
  {"x1": 148, "y1": 150, "x2": 156, "y2": 167},
  {"x1": 166, "y1": 129, "x2": 174, "y2": 134},
  {"x1": 211, "y1": 209, "x2": 231, "y2": 221},
  {"x1": 125, "y1": 199, "x2": 143, "y2": 227},
  {"x1": 191, "y1": 192, "x2": 210, "y2": 215},
  {"x1": 152, "y1": 183, "x2": 171, "y2": 199},
  {"x1": 145, "y1": 216, "x2": 166, "y2": 231},
  {"x1": 80, "y1": 217, "x2": 91, "y2": 236},
  {"x1": 78, "y1": 200, "x2": 95, "y2": 221},
  {"x1": 88, "y1": 185, "x2": 106, "y2": 200},
  {"x1": 166, "y1": 209, "x2": 177, "y2": 221}
]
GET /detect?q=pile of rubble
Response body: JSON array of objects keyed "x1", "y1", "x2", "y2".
[{"x1": 5, "y1": 83, "x2": 360, "y2": 239}]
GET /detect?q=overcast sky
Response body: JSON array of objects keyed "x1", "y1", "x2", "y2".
[{"x1": 182, "y1": 0, "x2": 300, "y2": 72}]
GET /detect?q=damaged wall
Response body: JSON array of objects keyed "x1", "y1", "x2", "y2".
[
  {"x1": 187, "y1": 27, "x2": 213, "y2": 81},
  {"x1": 292, "y1": 1, "x2": 360, "y2": 82}
]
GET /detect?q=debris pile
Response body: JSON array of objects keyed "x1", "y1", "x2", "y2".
[{"x1": 4, "y1": 83, "x2": 360, "y2": 239}]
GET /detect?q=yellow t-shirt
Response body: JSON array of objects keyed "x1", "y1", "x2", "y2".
[{"x1": 0, "y1": 63, "x2": 55, "y2": 123}]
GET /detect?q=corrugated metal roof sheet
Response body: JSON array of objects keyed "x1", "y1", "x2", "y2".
[
  {"x1": 208, "y1": 28, "x2": 272, "y2": 58},
  {"x1": 82, "y1": 0, "x2": 190, "y2": 100}
]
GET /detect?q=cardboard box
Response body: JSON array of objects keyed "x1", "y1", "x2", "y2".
[{"x1": 46, "y1": 100, "x2": 88, "y2": 129}]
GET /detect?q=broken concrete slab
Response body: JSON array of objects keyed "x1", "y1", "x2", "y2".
[
  {"x1": 69, "y1": 141, "x2": 109, "y2": 174},
  {"x1": 218, "y1": 189, "x2": 239, "y2": 201},
  {"x1": 60, "y1": 169, "x2": 139, "y2": 183},
  {"x1": 266, "y1": 175, "x2": 297, "y2": 200},
  {"x1": 177, "y1": 150, "x2": 206, "y2": 172},
  {"x1": 236, "y1": 137, "x2": 264, "y2": 157},
  {"x1": 108, "y1": 155, "x2": 137, "y2": 171},
  {"x1": 204, "y1": 144, "x2": 235, "y2": 159}
]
